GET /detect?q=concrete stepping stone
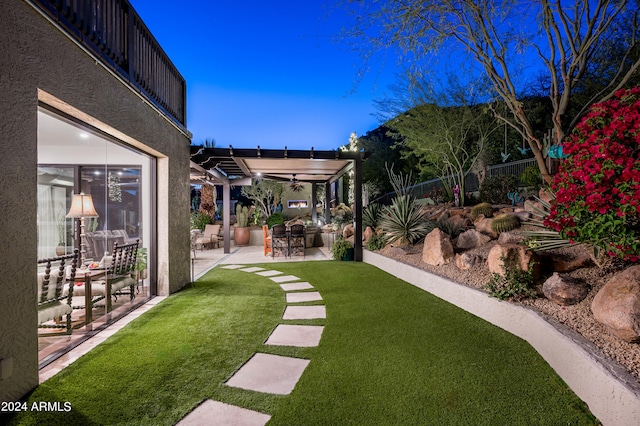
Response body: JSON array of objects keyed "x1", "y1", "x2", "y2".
[
  {"x1": 225, "y1": 353, "x2": 310, "y2": 395},
  {"x1": 270, "y1": 275, "x2": 300, "y2": 283},
  {"x1": 266, "y1": 324, "x2": 324, "y2": 347},
  {"x1": 280, "y1": 282, "x2": 313, "y2": 291},
  {"x1": 286, "y1": 291, "x2": 323, "y2": 303},
  {"x1": 255, "y1": 270, "x2": 282, "y2": 277},
  {"x1": 283, "y1": 305, "x2": 326, "y2": 320},
  {"x1": 178, "y1": 400, "x2": 270, "y2": 426},
  {"x1": 220, "y1": 264, "x2": 244, "y2": 269},
  {"x1": 239, "y1": 267, "x2": 266, "y2": 273}
]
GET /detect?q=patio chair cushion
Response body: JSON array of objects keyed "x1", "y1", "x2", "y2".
[{"x1": 38, "y1": 300, "x2": 72, "y2": 325}]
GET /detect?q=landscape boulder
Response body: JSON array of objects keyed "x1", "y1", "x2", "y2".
[
  {"x1": 474, "y1": 216, "x2": 498, "y2": 239},
  {"x1": 422, "y1": 228, "x2": 455, "y2": 266},
  {"x1": 363, "y1": 226, "x2": 375, "y2": 244},
  {"x1": 497, "y1": 232, "x2": 525, "y2": 245},
  {"x1": 487, "y1": 243, "x2": 540, "y2": 280},
  {"x1": 542, "y1": 273, "x2": 590, "y2": 306},
  {"x1": 591, "y1": 265, "x2": 640, "y2": 343},
  {"x1": 448, "y1": 215, "x2": 471, "y2": 231},
  {"x1": 456, "y1": 229, "x2": 491, "y2": 250},
  {"x1": 524, "y1": 199, "x2": 545, "y2": 216},
  {"x1": 455, "y1": 252, "x2": 481, "y2": 270},
  {"x1": 343, "y1": 223, "x2": 354, "y2": 239}
]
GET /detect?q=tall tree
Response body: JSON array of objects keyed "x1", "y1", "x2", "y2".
[
  {"x1": 381, "y1": 73, "x2": 502, "y2": 206},
  {"x1": 344, "y1": 0, "x2": 640, "y2": 183}
]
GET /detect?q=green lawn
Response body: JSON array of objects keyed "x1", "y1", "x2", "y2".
[{"x1": 5, "y1": 262, "x2": 597, "y2": 425}]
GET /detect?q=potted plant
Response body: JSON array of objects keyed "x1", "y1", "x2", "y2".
[
  {"x1": 234, "y1": 204, "x2": 251, "y2": 246},
  {"x1": 331, "y1": 237, "x2": 354, "y2": 261}
]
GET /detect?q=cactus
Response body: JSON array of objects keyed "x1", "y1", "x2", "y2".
[
  {"x1": 471, "y1": 202, "x2": 494, "y2": 220},
  {"x1": 236, "y1": 205, "x2": 249, "y2": 227},
  {"x1": 491, "y1": 213, "x2": 521, "y2": 233}
]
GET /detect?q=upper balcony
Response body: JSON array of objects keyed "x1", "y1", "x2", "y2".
[{"x1": 32, "y1": 0, "x2": 187, "y2": 129}]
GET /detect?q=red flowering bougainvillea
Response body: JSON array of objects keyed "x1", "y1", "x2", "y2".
[{"x1": 545, "y1": 87, "x2": 640, "y2": 262}]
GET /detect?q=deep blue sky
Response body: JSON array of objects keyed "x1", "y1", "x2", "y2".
[{"x1": 132, "y1": 1, "x2": 399, "y2": 150}]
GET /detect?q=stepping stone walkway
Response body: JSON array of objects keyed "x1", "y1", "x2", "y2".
[{"x1": 179, "y1": 265, "x2": 327, "y2": 425}]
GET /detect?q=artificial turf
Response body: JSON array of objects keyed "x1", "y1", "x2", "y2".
[{"x1": 5, "y1": 262, "x2": 597, "y2": 425}]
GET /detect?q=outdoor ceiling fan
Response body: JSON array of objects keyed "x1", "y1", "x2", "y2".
[{"x1": 289, "y1": 174, "x2": 304, "y2": 192}]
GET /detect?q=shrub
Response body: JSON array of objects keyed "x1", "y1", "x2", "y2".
[
  {"x1": 363, "y1": 203, "x2": 383, "y2": 229},
  {"x1": 331, "y1": 236, "x2": 354, "y2": 260},
  {"x1": 190, "y1": 212, "x2": 211, "y2": 231},
  {"x1": 485, "y1": 255, "x2": 537, "y2": 301},
  {"x1": 435, "y1": 219, "x2": 465, "y2": 239},
  {"x1": 479, "y1": 175, "x2": 519, "y2": 204},
  {"x1": 266, "y1": 212, "x2": 285, "y2": 229},
  {"x1": 545, "y1": 86, "x2": 640, "y2": 262},
  {"x1": 366, "y1": 234, "x2": 386, "y2": 251},
  {"x1": 520, "y1": 165, "x2": 542, "y2": 189}
]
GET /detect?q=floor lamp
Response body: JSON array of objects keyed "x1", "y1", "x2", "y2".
[{"x1": 66, "y1": 192, "x2": 99, "y2": 265}]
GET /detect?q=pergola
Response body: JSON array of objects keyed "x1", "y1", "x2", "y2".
[{"x1": 189, "y1": 146, "x2": 366, "y2": 261}]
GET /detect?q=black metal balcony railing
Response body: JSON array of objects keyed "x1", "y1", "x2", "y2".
[{"x1": 33, "y1": 0, "x2": 187, "y2": 128}]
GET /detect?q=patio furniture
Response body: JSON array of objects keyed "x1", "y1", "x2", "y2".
[
  {"x1": 72, "y1": 240, "x2": 139, "y2": 313},
  {"x1": 289, "y1": 224, "x2": 305, "y2": 257},
  {"x1": 263, "y1": 225, "x2": 272, "y2": 256},
  {"x1": 271, "y1": 224, "x2": 289, "y2": 258},
  {"x1": 37, "y1": 249, "x2": 79, "y2": 336},
  {"x1": 203, "y1": 224, "x2": 221, "y2": 249}
]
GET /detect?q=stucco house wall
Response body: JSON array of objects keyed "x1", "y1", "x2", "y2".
[{"x1": 0, "y1": 0, "x2": 191, "y2": 401}]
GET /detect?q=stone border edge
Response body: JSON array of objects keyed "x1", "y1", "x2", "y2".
[{"x1": 363, "y1": 250, "x2": 640, "y2": 426}]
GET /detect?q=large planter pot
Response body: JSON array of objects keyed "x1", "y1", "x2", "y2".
[
  {"x1": 341, "y1": 247, "x2": 354, "y2": 261},
  {"x1": 234, "y1": 227, "x2": 250, "y2": 246}
]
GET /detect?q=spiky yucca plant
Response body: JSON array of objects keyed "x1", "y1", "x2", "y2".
[
  {"x1": 379, "y1": 194, "x2": 434, "y2": 246},
  {"x1": 363, "y1": 203, "x2": 383, "y2": 229}
]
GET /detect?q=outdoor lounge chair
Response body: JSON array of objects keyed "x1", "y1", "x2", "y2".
[{"x1": 37, "y1": 249, "x2": 79, "y2": 336}]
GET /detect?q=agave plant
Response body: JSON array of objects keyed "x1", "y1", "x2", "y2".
[
  {"x1": 523, "y1": 189, "x2": 575, "y2": 252},
  {"x1": 363, "y1": 203, "x2": 383, "y2": 229},
  {"x1": 379, "y1": 194, "x2": 435, "y2": 246}
]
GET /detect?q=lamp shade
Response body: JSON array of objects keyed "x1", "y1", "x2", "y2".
[{"x1": 66, "y1": 193, "x2": 99, "y2": 218}]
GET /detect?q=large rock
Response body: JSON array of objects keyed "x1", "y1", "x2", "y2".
[
  {"x1": 363, "y1": 226, "x2": 375, "y2": 243},
  {"x1": 455, "y1": 252, "x2": 481, "y2": 270},
  {"x1": 343, "y1": 223, "x2": 354, "y2": 239},
  {"x1": 497, "y1": 232, "x2": 525, "y2": 245},
  {"x1": 422, "y1": 228, "x2": 455, "y2": 266},
  {"x1": 487, "y1": 243, "x2": 540, "y2": 279},
  {"x1": 538, "y1": 252, "x2": 594, "y2": 273},
  {"x1": 591, "y1": 265, "x2": 640, "y2": 343},
  {"x1": 474, "y1": 216, "x2": 498, "y2": 239},
  {"x1": 456, "y1": 229, "x2": 491, "y2": 250},
  {"x1": 543, "y1": 273, "x2": 590, "y2": 306},
  {"x1": 448, "y1": 215, "x2": 471, "y2": 231}
]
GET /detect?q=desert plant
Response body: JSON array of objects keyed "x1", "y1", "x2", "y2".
[
  {"x1": 331, "y1": 236, "x2": 354, "y2": 260},
  {"x1": 190, "y1": 212, "x2": 211, "y2": 231},
  {"x1": 266, "y1": 212, "x2": 284, "y2": 229},
  {"x1": 491, "y1": 214, "x2": 521, "y2": 233},
  {"x1": 520, "y1": 165, "x2": 542, "y2": 189},
  {"x1": 470, "y1": 202, "x2": 494, "y2": 220},
  {"x1": 485, "y1": 255, "x2": 537, "y2": 301},
  {"x1": 378, "y1": 194, "x2": 435, "y2": 246},
  {"x1": 545, "y1": 86, "x2": 640, "y2": 263},
  {"x1": 479, "y1": 175, "x2": 518, "y2": 204},
  {"x1": 435, "y1": 219, "x2": 465, "y2": 239},
  {"x1": 523, "y1": 189, "x2": 576, "y2": 252},
  {"x1": 236, "y1": 204, "x2": 249, "y2": 227},
  {"x1": 363, "y1": 203, "x2": 383, "y2": 229},
  {"x1": 366, "y1": 234, "x2": 386, "y2": 251}
]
